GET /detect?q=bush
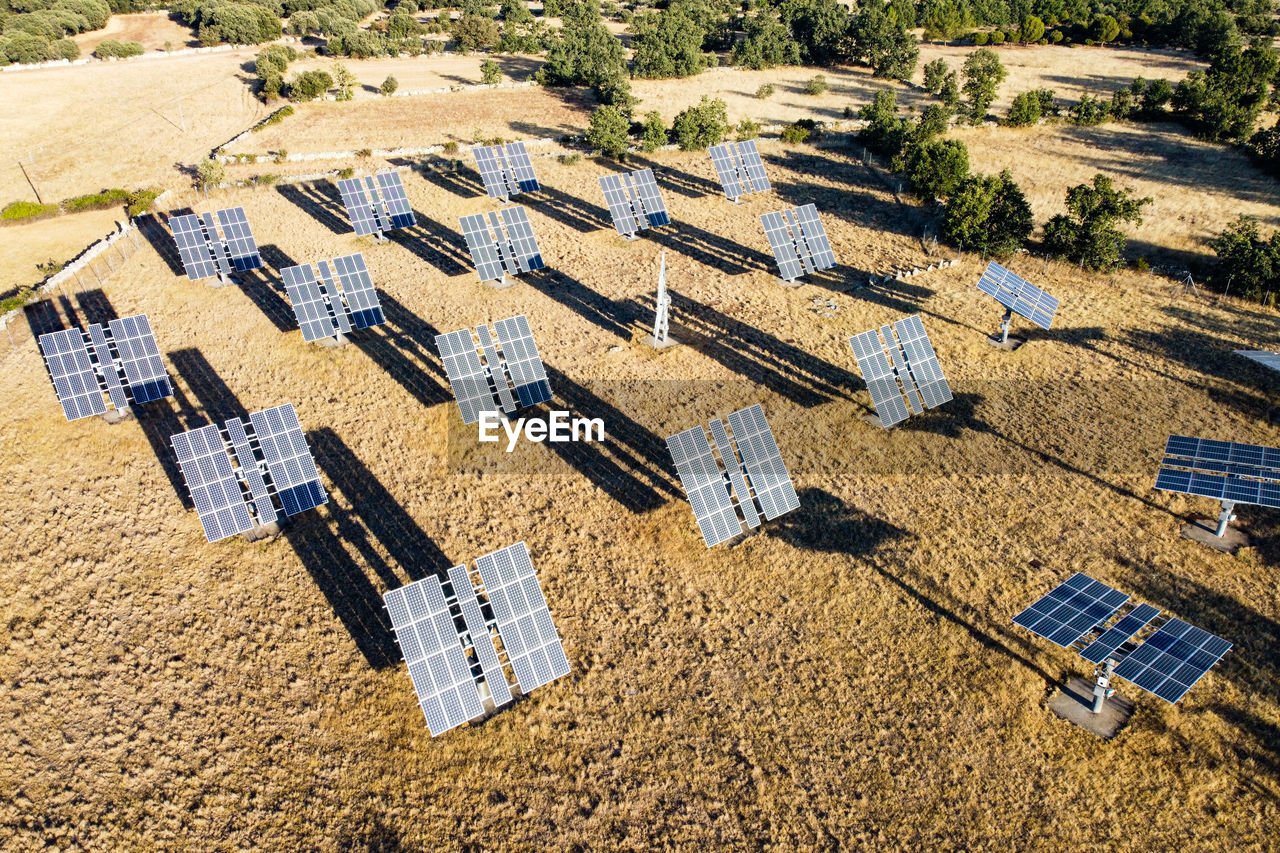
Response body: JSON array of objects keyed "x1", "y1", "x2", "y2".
[
  {"x1": 196, "y1": 158, "x2": 225, "y2": 190},
  {"x1": 755, "y1": 83, "x2": 775, "y2": 99},
  {"x1": 442, "y1": 141, "x2": 460, "y2": 156},
  {"x1": 989, "y1": 30, "x2": 1005, "y2": 44},
  {"x1": 640, "y1": 111, "x2": 667, "y2": 151},
  {"x1": 452, "y1": 12, "x2": 500, "y2": 52},
  {"x1": 380, "y1": 74, "x2": 398, "y2": 96},
  {"x1": 780, "y1": 122, "x2": 810, "y2": 143},
  {"x1": 61, "y1": 188, "x2": 130, "y2": 212},
  {"x1": 857, "y1": 88, "x2": 910, "y2": 157},
  {"x1": 586, "y1": 104, "x2": 630, "y2": 158},
  {"x1": 331, "y1": 63, "x2": 355, "y2": 101},
  {"x1": 916, "y1": 103, "x2": 950, "y2": 141},
  {"x1": 481, "y1": 58, "x2": 501, "y2": 84},
  {"x1": 973, "y1": 31, "x2": 988, "y2": 45},
  {"x1": 252, "y1": 105, "x2": 294, "y2": 131},
  {"x1": 1043, "y1": 173, "x2": 1152, "y2": 271},
  {"x1": 125, "y1": 189, "x2": 161, "y2": 218},
  {"x1": 736, "y1": 118, "x2": 760, "y2": 141},
  {"x1": 558, "y1": 152, "x2": 583, "y2": 165},
  {"x1": 671, "y1": 95, "x2": 729, "y2": 151},
  {"x1": 288, "y1": 69, "x2": 333, "y2": 101},
  {"x1": 962, "y1": 48, "x2": 1006, "y2": 123},
  {"x1": 1070, "y1": 93, "x2": 1111, "y2": 125},
  {"x1": 1091, "y1": 14, "x2": 1120, "y2": 43},
  {"x1": 1, "y1": 200, "x2": 59, "y2": 222},
  {"x1": 337, "y1": 166, "x2": 356, "y2": 179},
  {"x1": 804, "y1": 74, "x2": 828, "y2": 95},
  {"x1": 1020, "y1": 15, "x2": 1044, "y2": 43},
  {"x1": 1006, "y1": 89, "x2": 1053, "y2": 126},
  {"x1": 941, "y1": 169, "x2": 1033, "y2": 256},
  {"x1": 1049, "y1": 29, "x2": 1063, "y2": 43},
  {"x1": 903, "y1": 138, "x2": 969, "y2": 200},
  {"x1": 1210, "y1": 215, "x2": 1280, "y2": 301},
  {"x1": 923, "y1": 58, "x2": 950, "y2": 94},
  {"x1": 93, "y1": 39, "x2": 145, "y2": 59}
]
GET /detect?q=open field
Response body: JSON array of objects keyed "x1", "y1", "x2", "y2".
[
  {"x1": 71, "y1": 12, "x2": 200, "y2": 54},
  {"x1": 2, "y1": 136, "x2": 1279, "y2": 848}
]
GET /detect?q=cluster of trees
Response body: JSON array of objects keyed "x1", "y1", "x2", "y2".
[
  {"x1": 585, "y1": 95, "x2": 729, "y2": 158},
  {"x1": 170, "y1": 0, "x2": 282, "y2": 45},
  {"x1": 1211, "y1": 216, "x2": 1280, "y2": 303},
  {"x1": 253, "y1": 43, "x2": 360, "y2": 100},
  {"x1": 0, "y1": 0, "x2": 112, "y2": 64}
]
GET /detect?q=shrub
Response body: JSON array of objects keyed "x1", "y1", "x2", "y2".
[
  {"x1": 93, "y1": 39, "x2": 144, "y2": 59},
  {"x1": 442, "y1": 141, "x2": 460, "y2": 156},
  {"x1": 973, "y1": 31, "x2": 989, "y2": 45},
  {"x1": 273, "y1": 149, "x2": 288, "y2": 163},
  {"x1": 640, "y1": 110, "x2": 667, "y2": 151},
  {"x1": 1020, "y1": 15, "x2": 1044, "y2": 43},
  {"x1": 671, "y1": 95, "x2": 729, "y2": 151},
  {"x1": 252, "y1": 105, "x2": 294, "y2": 131},
  {"x1": 337, "y1": 166, "x2": 356, "y2": 179},
  {"x1": 195, "y1": 158, "x2": 225, "y2": 189},
  {"x1": 941, "y1": 169, "x2": 1033, "y2": 256},
  {"x1": 989, "y1": 30, "x2": 1005, "y2": 44},
  {"x1": 1091, "y1": 14, "x2": 1120, "y2": 43},
  {"x1": 857, "y1": 88, "x2": 909, "y2": 157},
  {"x1": 558, "y1": 152, "x2": 582, "y2": 165},
  {"x1": 125, "y1": 189, "x2": 161, "y2": 218},
  {"x1": 586, "y1": 104, "x2": 630, "y2": 158},
  {"x1": 288, "y1": 69, "x2": 333, "y2": 101},
  {"x1": 1, "y1": 200, "x2": 59, "y2": 222},
  {"x1": 452, "y1": 12, "x2": 500, "y2": 52},
  {"x1": 1069, "y1": 93, "x2": 1111, "y2": 125},
  {"x1": 735, "y1": 118, "x2": 760, "y2": 141},
  {"x1": 915, "y1": 103, "x2": 950, "y2": 141},
  {"x1": 780, "y1": 122, "x2": 810, "y2": 143},
  {"x1": 755, "y1": 83, "x2": 775, "y2": 99},
  {"x1": 481, "y1": 58, "x2": 501, "y2": 84},
  {"x1": 923, "y1": 58, "x2": 950, "y2": 94},
  {"x1": 1006, "y1": 89, "x2": 1053, "y2": 125},
  {"x1": 1049, "y1": 29, "x2": 1063, "y2": 43},
  {"x1": 331, "y1": 63, "x2": 356, "y2": 101},
  {"x1": 1043, "y1": 173, "x2": 1152, "y2": 271},
  {"x1": 903, "y1": 138, "x2": 969, "y2": 200},
  {"x1": 804, "y1": 74, "x2": 828, "y2": 95},
  {"x1": 380, "y1": 75, "x2": 399, "y2": 96},
  {"x1": 61, "y1": 188, "x2": 130, "y2": 213},
  {"x1": 1210, "y1": 215, "x2": 1280, "y2": 301}
]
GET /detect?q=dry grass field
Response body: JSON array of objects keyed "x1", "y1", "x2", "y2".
[{"x1": 1, "y1": 40, "x2": 1279, "y2": 852}]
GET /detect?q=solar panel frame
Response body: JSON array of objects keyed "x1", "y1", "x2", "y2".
[
  {"x1": 1012, "y1": 573, "x2": 1130, "y2": 647},
  {"x1": 281, "y1": 263, "x2": 337, "y2": 342},
  {"x1": 1112, "y1": 618, "x2": 1232, "y2": 703},
  {"x1": 106, "y1": 315, "x2": 172, "y2": 405},
  {"x1": 169, "y1": 213, "x2": 220, "y2": 281},
  {"x1": 215, "y1": 207, "x2": 263, "y2": 272},
  {"x1": 331, "y1": 252, "x2": 384, "y2": 330},
  {"x1": 1155, "y1": 434, "x2": 1280, "y2": 510},
  {"x1": 224, "y1": 417, "x2": 279, "y2": 527},
  {"x1": 599, "y1": 173, "x2": 641, "y2": 237},
  {"x1": 459, "y1": 212, "x2": 507, "y2": 283},
  {"x1": 38, "y1": 328, "x2": 106, "y2": 420},
  {"x1": 473, "y1": 543, "x2": 570, "y2": 695},
  {"x1": 384, "y1": 577, "x2": 487, "y2": 736},
  {"x1": 493, "y1": 314, "x2": 552, "y2": 408},
  {"x1": 727, "y1": 404, "x2": 801, "y2": 522},
  {"x1": 1078, "y1": 603, "x2": 1161, "y2": 664},
  {"x1": 336, "y1": 177, "x2": 381, "y2": 237},
  {"x1": 976, "y1": 261, "x2": 1058, "y2": 330},
  {"x1": 248, "y1": 403, "x2": 327, "y2": 517},
  {"x1": 435, "y1": 328, "x2": 500, "y2": 425},
  {"x1": 498, "y1": 206, "x2": 544, "y2": 273},
  {"x1": 448, "y1": 564, "x2": 514, "y2": 709},
  {"x1": 667, "y1": 425, "x2": 742, "y2": 547},
  {"x1": 375, "y1": 171, "x2": 416, "y2": 229},
  {"x1": 85, "y1": 323, "x2": 128, "y2": 411},
  {"x1": 708, "y1": 418, "x2": 761, "y2": 530},
  {"x1": 849, "y1": 329, "x2": 910, "y2": 428},
  {"x1": 171, "y1": 425, "x2": 254, "y2": 542}
]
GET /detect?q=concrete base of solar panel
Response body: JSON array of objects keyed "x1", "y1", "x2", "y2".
[
  {"x1": 242, "y1": 521, "x2": 280, "y2": 542},
  {"x1": 485, "y1": 276, "x2": 517, "y2": 290},
  {"x1": 985, "y1": 333, "x2": 1027, "y2": 351},
  {"x1": 646, "y1": 334, "x2": 681, "y2": 350},
  {"x1": 1181, "y1": 517, "x2": 1250, "y2": 554},
  {"x1": 1048, "y1": 677, "x2": 1135, "y2": 740},
  {"x1": 206, "y1": 274, "x2": 235, "y2": 288},
  {"x1": 101, "y1": 406, "x2": 135, "y2": 424},
  {"x1": 314, "y1": 333, "x2": 349, "y2": 349}
]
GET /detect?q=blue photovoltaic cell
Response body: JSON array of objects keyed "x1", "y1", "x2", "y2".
[
  {"x1": 760, "y1": 204, "x2": 835, "y2": 280},
  {"x1": 169, "y1": 214, "x2": 219, "y2": 281},
  {"x1": 473, "y1": 542, "x2": 570, "y2": 694},
  {"x1": 1113, "y1": 618, "x2": 1232, "y2": 703},
  {"x1": 216, "y1": 207, "x2": 263, "y2": 271},
  {"x1": 376, "y1": 171, "x2": 416, "y2": 229},
  {"x1": 172, "y1": 424, "x2": 254, "y2": 542},
  {"x1": 709, "y1": 141, "x2": 769, "y2": 200},
  {"x1": 86, "y1": 323, "x2": 128, "y2": 411},
  {"x1": 38, "y1": 328, "x2": 106, "y2": 420},
  {"x1": 708, "y1": 418, "x2": 761, "y2": 531},
  {"x1": 667, "y1": 425, "x2": 741, "y2": 547},
  {"x1": 493, "y1": 314, "x2": 551, "y2": 408},
  {"x1": 107, "y1": 315, "x2": 172, "y2": 405},
  {"x1": 727, "y1": 404, "x2": 800, "y2": 522},
  {"x1": 336, "y1": 177, "x2": 381, "y2": 236},
  {"x1": 435, "y1": 327, "x2": 499, "y2": 425},
  {"x1": 1155, "y1": 434, "x2": 1280, "y2": 510},
  {"x1": 1012, "y1": 573, "x2": 1129, "y2": 647},
  {"x1": 976, "y1": 261, "x2": 1059, "y2": 330},
  {"x1": 849, "y1": 315, "x2": 951, "y2": 428},
  {"x1": 1078, "y1": 603, "x2": 1161, "y2": 664}
]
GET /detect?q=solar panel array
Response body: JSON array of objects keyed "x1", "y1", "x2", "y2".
[
  {"x1": 760, "y1": 204, "x2": 836, "y2": 281},
  {"x1": 280, "y1": 253, "x2": 385, "y2": 342},
  {"x1": 435, "y1": 315, "x2": 552, "y2": 424},
  {"x1": 975, "y1": 261, "x2": 1059, "y2": 330},
  {"x1": 598, "y1": 168, "x2": 671, "y2": 237},
  {"x1": 171, "y1": 403, "x2": 327, "y2": 542},
  {"x1": 458, "y1": 207, "x2": 544, "y2": 284},
  {"x1": 336, "y1": 172, "x2": 416, "y2": 237},
  {"x1": 1014, "y1": 573, "x2": 1232, "y2": 704},
  {"x1": 849, "y1": 314, "x2": 953, "y2": 428},
  {"x1": 168, "y1": 208, "x2": 262, "y2": 280},
  {"x1": 666, "y1": 404, "x2": 800, "y2": 547},
  {"x1": 37, "y1": 315, "x2": 173, "y2": 420},
  {"x1": 708, "y1": 140, "x2": 770, "y2": 201},
  {"x1": 1154, "y1": 434, "x2": 1280, "y2": 509},
  {"x1": 384, "y1": 542, "x2": 569, "y2": 736},
  {"x1": 473, "y1": 141, "x2": 541, "y2": 199},
  {"x1": 1236, "y1": 350, "x2": 1280, "y2": 373}
]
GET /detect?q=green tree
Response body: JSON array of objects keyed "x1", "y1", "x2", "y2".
[
  {"x1": 453, "y1": 12, "x2": 500, "y2": 52},
  {"x1": 1210, "y1": 215, "x2": 1280, "y2": 301},
  {"x1": 587, "y1": 104, "x2": 630, "y2": 158},
  {"x1": 288, "y1": 69, "x2": 333, "y2": 102},
  {"x1": 500, "y1": 0, "x2": 533, "y2": 24},
  {"x1": 380, "y1": 74, "x2": 399, "y2": 96},
  {"x1": 962, "y1": 47, "x2": 1006, "y2": 123},
  {"x1": 540, "y1": 0, "x2": 627, "y2": 87},
  {"x1": 1090, "y1": 14, "x2": 1120, "y2": 43},
  {"x1": 640, "y1": 110, "x2": 668, "y2": 151},
  {"x1": 1020, "y1": 14, "x2": 1044, "y2": 43},
  {"x1": 1043, "y1": 173, "x2": 1152, "y2": 271},
  {"x1": 903, "y1": 138, "x2": 969, "y2": 200},
  {"x1": 332, "y1": 63, "x2": 356, "y2": 101},
  {"x1": 938, "y1": 71, "x2": 961, "y2": 110},
  {"x1": 804, "y1": 74, "x2": 829, "y2": 95},
  {"x1": 856, "y1": 88, "x2": 910, "y2": 157},
  {"x1": 941, "y1": 169, "x2": 1033, "y2": 256},
  {"x1": 915, "y1": 103, "x2": 950, "y2": 142},
  {"x1": 671, "y1": 95, "x2": 730, "y2": 150},
  {"x1": 849, "y1": 1, "x2": 918, "y2": 81},
  {"x1": 778, "y1": 0, "x2": 850, "y2": 66},
  {"x1": 731, "y1": 8, "x2": 800, "y2": 69},
  {"x1": 1171, "y1": 40, "x2": 1280, "y2": 143},
  {"x1": 923, "y1": 58, "x2": 950, "y2": 94},
  {"x1": 631, "y1": 7, "x2": 707, "y2": 78},
  {"x1": 196, "y1": 157, "x2": 225, "y2": 190},
  {"x1": 1006, "y1": 88, "x2": 1053, "y2": 125},
  {"x1": 481, "y1": 58, "x2": 502, "y2": 84}
]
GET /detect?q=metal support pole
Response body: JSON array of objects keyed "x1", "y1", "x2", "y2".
[
  {"x1": 1215, "y1": 500, "x2": 1237, "y2": 538},
  {"x1": 1092, "y1": 658, "x2": 1116, "y2": 714},
  {"x1": 999, "y1": 308, "x2": 1013, "y2": 344}
]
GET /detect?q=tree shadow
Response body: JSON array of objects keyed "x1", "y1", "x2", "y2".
[
  {"x1": 527, "y1": 268, "x2": 643, "y2": 341},
  {"x1": 353, "y1": 291, "x2": 453, "y2": 409},
  {"x1": 136, "y1": 210, "x2": 190, "y2": 278},
  {"x1": 666, "y1": 289, "x2": 862, "y2": 406},
  {"x1": 389, "y1": 209, "x2": 471, "y2": 277},
  {"x1": 493, "y1": 55, "x2": 541, "y2": 80},
  {"x1": 276, "y1": 182, "x2": 351, "y2": 236}
]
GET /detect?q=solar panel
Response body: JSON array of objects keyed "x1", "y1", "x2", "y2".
[
  {"x1": 448, "y1": 563, "x2": 514, "y2": 709},
  {"x1": 281, "y1": 254, "x2": 384, "y2": 341},
  {"x1": 85, "y1": 323, "x2": 128, "y2": 411},
  {"x1": 849, "y1": 315, "x2": 952, "y2": 427},
  {"x1": 631, "y1": 168, "x2": 670, "y2": 228},
  {"x1": 760, "y1": 211, "x2": 804, "y2": 282},
  {"x1": 473, "y1": 542, "x2": 570, "y2": 694},
  {"x1": 474, "y1": 325, "x2": 518, "y2": 414},
  {"x1": 224, "y1": 416, "x2": 278, "y2": 527},
  {"x1": 493, "y1": 315, "x2": 552, "y2": 408},
  {"x1": 1012, "y1": 573, "x2": 1129, "y2": 647},
  {"x1": 976, "y1": 261, "x2": 1058, "y2": 330},
  {"x1": 38, "y1": 328, "x2": 106, "y2": 420},
  {"x1": 667, "y1": 405, "x2": 798, "y2": 547},
  {"x1": 1112, "y1": 619, "x2": 1233, "y2": 704},
  {"x1": 598, "y1": 168, "x2": 670, "y2": 237},
  {"x1": 280, "y1": 264, "x2": 333, "y2": 343},
  {"x1": 458, "y1": 207, "x2": 544, "y2": 283},
  {"x1": 375, "y1": 171, "x2": 416, "y2": 228},
  {"x1": 336, "y1": 177, "x2": 380, "y2": 237},
  {"x1": 248, "y1": 403, "x2": 327, "y2": 517},
  {"x1": 708, "y1": 140, "x2": 770, "y2": 201},
  {"x1": 599, "y1": 174, "x2": 641, "y2": 237},
  {"x1": 793, "y1": 203, "x2": 835, "y2": 270},
  {"x1": 1155, "y1": 434, "x2": 1280, "y2": 509},
  {"x1": 172, "y1": 425, "x2": 254, "y2": 542},
  {"x1": 169, "y1": 213, "x2": 220, "y2": 281},
  {"x1": 435, "y1": 328, "x2": 499, "y2": 425},
  {"x1": 107, "y1": 315, "x2": 171, "y2": 405},
  {"x1": 384, "y1": 576, "x2": 487, "y2": 736},
  {"x1": 1078, "y1": 603, "x2": 1161, "y2": 664},
  {"x1": 1237, "y1": 350, "x2": 1280, "y2": 372},
  {"x1": 215, "y1": 207, "x2": 263, "y2": 271},
  {"x1": 473, "y1": 142, "x2": 540, "y2": 199},
  {"x1": 335, "y1": 173, "x2": 414, "y2": 236},
  {"x1": 331, "y1": 253, "x2": 384, "y2": 329},
  {"x1": 760, "y1": 204, "x2": 835, "y2": 281}
]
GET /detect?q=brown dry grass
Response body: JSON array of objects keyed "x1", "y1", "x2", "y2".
[
  {"x1": 71, "y1": 12, "x2": 199, "y2": 54},
  {"x1": 0, "y1": 207, "x2": 124, "y2": 297},
  {"x1": 1, "y1": 136, "x2": 1279, "y2": 850}
]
